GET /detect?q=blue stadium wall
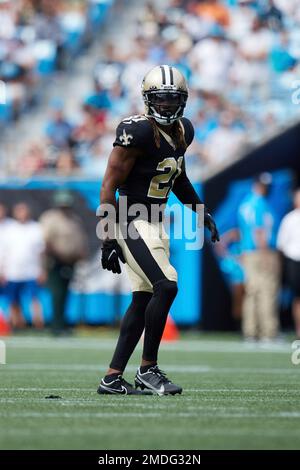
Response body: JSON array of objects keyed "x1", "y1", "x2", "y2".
[
  {"x1": 0, "y1": 179, "x2": 202, "y2": 327},
  {"x1": 201, "y1": 122, "x2": 300, "y2": 330},
  {"x1": 1, "y1": 123, "x2": 299, "y2": 329}
]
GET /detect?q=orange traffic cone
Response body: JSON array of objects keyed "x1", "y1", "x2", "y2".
[
  {"x1": 162, "y1": 314, "x2": 179, "y2": 342},
  {"x1": 0, "y1": 311, "x2": 11, "y2": 336}
]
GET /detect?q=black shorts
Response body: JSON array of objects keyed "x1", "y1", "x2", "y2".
[{"x1": 285, "y1": 257, "x2": 300, "y2": 297}]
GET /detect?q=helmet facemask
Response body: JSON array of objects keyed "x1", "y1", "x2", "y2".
[{"x1": 143, "y1": 90, "x2": 188, "y2": 125}]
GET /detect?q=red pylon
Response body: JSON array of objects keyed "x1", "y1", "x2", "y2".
[
  {"x1": 0, "y1": 311, "x2": 11, "y2": 336},
  {"x1": 162, "y1": 314, "x2": 179, "y2": 342}
]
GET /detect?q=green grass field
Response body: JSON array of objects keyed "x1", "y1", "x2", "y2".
[{"x1": 0, "y1": 332, "x2": 300, "y2": 450}]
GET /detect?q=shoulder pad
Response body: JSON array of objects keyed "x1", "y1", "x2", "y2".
[
  {"x1": 180, "y1": 117, "x2": 194, "y2": 147},
  {"x1": 113, "y1": 115, "x2": 152, "y2": 149}
]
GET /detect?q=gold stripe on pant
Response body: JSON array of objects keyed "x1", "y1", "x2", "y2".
[{"x1": 116, "y1": 220, "x2": 177, "y2": 293}]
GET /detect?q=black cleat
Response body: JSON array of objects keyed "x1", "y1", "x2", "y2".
[
  {"x1": 97, "y1": 375, "x2": 153, "y2": 396},
  {"x1": 135, "y1": 365, "x2": 182, "y2": 396}
]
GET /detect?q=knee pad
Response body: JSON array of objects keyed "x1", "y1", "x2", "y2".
[
  {"x1": 132, "y1": 291, "x2": 153, "y2": 309},
  {"x1": 153, "y1": 279, "x2": 178, "y2": 300}
]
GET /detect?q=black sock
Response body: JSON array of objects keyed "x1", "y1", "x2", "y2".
[
  {"x1": 143, "y1": 280, "x2": 178, "y2": 362},
  {"x1": 104, "y1": 373, "x2": 120, "y2": 383},
  {"x1": 109, "y1": 291, "x2": 152, "y2": 371},
  {"x1": 140, "y1": 363, "x2": 156, "y2": 374}
]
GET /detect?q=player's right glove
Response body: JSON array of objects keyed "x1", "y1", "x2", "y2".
[
  {"x1": 204, "y1": 209, "x2": 220, "y2": 243},
  {"x1": 101, "y1": 239, "x2": 125, "y2": 274}
]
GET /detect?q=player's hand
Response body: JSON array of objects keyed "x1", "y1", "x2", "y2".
[
  {"x1": 101, "y1": 239, "x2": 125, "y2": 274},
  {"x1": 204, "y1": 210, "x2": 220, "y2": 243}
]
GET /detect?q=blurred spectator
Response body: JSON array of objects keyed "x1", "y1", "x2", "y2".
[
  {"x1": 55, "y1": 149, "x2": 78, "y2": 176},
  {"x1": 32, "y1": 0, "x2": 65, "y2": 69},
  {"x1": 84, "y1": 83, "x2": 111, "y2": 112},
  {"x1": 277, "y1": 189, "x2": 300, "y2": 338},
  {"x1": 0, "y1": 0, "x2": 16, "y2": 40},
  {"x1": 259, "y1": 0, "x2": 283, "y2": 31},
  {"x1": 236, "y1": 17, "x2": 273, "y2": 101},
  {"x1": 72, "y1": 101, "x2": 106, "y2": 165},
  {"x1": 121, "y1": 40, "x2": 154, "y2": 102},
  {"x1": 108, "y1": 83, "x2": 131, "y2": 118},
  {"x1": 44, "y1": 99, "x2": 74, "y2": 150},
  {"x1": 21, "y1": 141, "x2": 46, "y2": 176},
  {"x1": 215, "y1": 228, "x2": 245, "y2": 320},
  {"x1": 4, "y1": 0, "x2": 300, "y2": 177},
  {"x1": 193, "y1": 0, "x2": 230, "y2": 27},
  {"x1": 93, "y1": 43, "x2": 124, "y2": 91},
  {"x1": 0, "y1": 0, "x2": 110, "y2": 132},
  {"x1": 1, "y1": 202, "x2": 45, "y2": 329},
  {"x1": 237, "y1": 174, "x2": 280, "y2": 342},
  {"x1": 270, "y1": 31, "x2": 297, "y2": 73},
  {"x1": 0, "y1": 202, "x2": 14, "y2": 286},
  {"x1": 40, "y1": 190, "x2": 88, "y2": 334},
  {"x1": 202, "y1": 111, "x2": 247, "y2": 166},
  {"x1": 188, "y1": 25, "x2": 234, "y2": 93}
]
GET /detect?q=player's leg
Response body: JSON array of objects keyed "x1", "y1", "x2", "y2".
[
  {"x1": 258, "y1": 251, "x2": 280, "y2": 340},
  {"x1": 6, "y1": 282, "x2": 26, "y2": 329},
  {"x1": 28, "y1": 280, "x2": 44, "y2": 329},
  {"x1": 286, "y1": 259, "x2": 300, "y2": 338},
  {"x1": 120, "y1": 220, "x2": 182, "y2": 395},
  {"x1": 98, "y1": 237, "x2": 154, "y2": 395},
  {"x1": 98, "y1": 289, "x2": 153, "y2": 395},
  {"x1": 109, "y1": 290, "x2": 153, "y2": 373},
  {"x1": 242, "y1": 253, "x2": 259, "y2": 341}
]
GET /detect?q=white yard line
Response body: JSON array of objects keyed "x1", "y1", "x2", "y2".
[
  {"x1": 0, "y1": 398, "x2": 296, "y2": 407},
  {"x1": 0, "y1": 387, "x2": 298, "y2": 393},
  {"x1": 2, "y1": 337, "x2": 292, "y2": 354},
  {"x1": 0, "y1": 387, "x2": 94, "y2": 392},
  {"x1": 1, "y1": 410, "x2": 300, "y2": 419}
]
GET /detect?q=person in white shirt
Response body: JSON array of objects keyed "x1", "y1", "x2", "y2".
[
  {"x1": 188, "y1": 32, "x2": 234, "y2": 94},
  {"x1": 277, "y1": 189, "x2": 300, "y2": 337},
  {"x1": 2, "y1": 203, "x2": 45, "y2": 329},
  {"x1": 0, "y1": 203, "x2": 14, "y2": 285}
]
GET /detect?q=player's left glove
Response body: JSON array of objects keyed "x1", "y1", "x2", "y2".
[
  {"x1": 101, "y1": 239, "x2": 125, "y2": 274},
  {"x1": 204, "y1": 210, "x2": 220, "y2": 243}
]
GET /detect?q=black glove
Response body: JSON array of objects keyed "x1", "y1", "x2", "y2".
[
  {"x1": 101, "y1": 239, "x2": 125, "y2": 274},
  {"x1": 204, "y1": 210, "x2": 220, "y2": 243}
]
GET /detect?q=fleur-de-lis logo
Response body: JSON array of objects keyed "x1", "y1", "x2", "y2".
[{"x1": 119, "y1": 129, "x2": 133, "y2": 146}]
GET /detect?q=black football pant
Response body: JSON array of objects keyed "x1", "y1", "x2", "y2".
[{"x1": 109, "y1": 221, "x2": 178, "y2": 371}]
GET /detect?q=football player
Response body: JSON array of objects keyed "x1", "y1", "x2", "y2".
[{"x1": 97, "y1": 65, "x2": 219, "y2": 396}]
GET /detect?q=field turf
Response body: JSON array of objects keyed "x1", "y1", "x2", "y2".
[{"x1": 0, "y1": 332, "x2": 299, "y2": 450}]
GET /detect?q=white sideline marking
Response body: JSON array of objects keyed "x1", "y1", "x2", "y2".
[
  {"x1": 1, "y1": 363, "x2": 295, "y2": 374},
  {"x1": 2, "y1": 364, "x2": 210, "y2": 373},
  {"x1": 3, "y1": 426, "x2": 299, "y2": 439},
  {"x1": 0, "y1": 398, "x2": 295, "y2": 407},
  {"x1": 2, "y1": 411, "x2": 300, "y2": 419},
  {"x1": 0, "y1": 387, "x2": 298, "y2": 393},
  {"x1": 0, "y1": 388, "x2": 93, "y2": 392},
  {"x1": 2, "y1": 337, "x2": 291, "y2": 354}
]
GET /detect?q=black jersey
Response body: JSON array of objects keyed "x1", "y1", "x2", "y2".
[{"x1": 113, "y1": 114, "x2": 194, "y2": 218}]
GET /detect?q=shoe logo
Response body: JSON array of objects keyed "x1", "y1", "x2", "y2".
[
  {"x1": 137, "y1": 373, "x2": 165, "y2": 395},
  {"x1": 100, "y1": 382, "x2": 128, "y2": 395}
]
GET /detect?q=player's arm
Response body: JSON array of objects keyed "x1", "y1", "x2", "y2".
[
  {"x1": 172, "y1": 163, "x2": 220, "y2": 243},
  {"x1": 99, "y1": 145, "x2": 139, "y2": 273},
  {"x1": 100, "y1": 145, "x2": 138, "y2": 213}
]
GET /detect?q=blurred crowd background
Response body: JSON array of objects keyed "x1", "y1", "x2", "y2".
[
  {"x1": 1, "y1": 0, "x2": 300, "y2": 178},
  {"x1": 1, "y1": 0, "x2": 300, "y2": 341}
]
